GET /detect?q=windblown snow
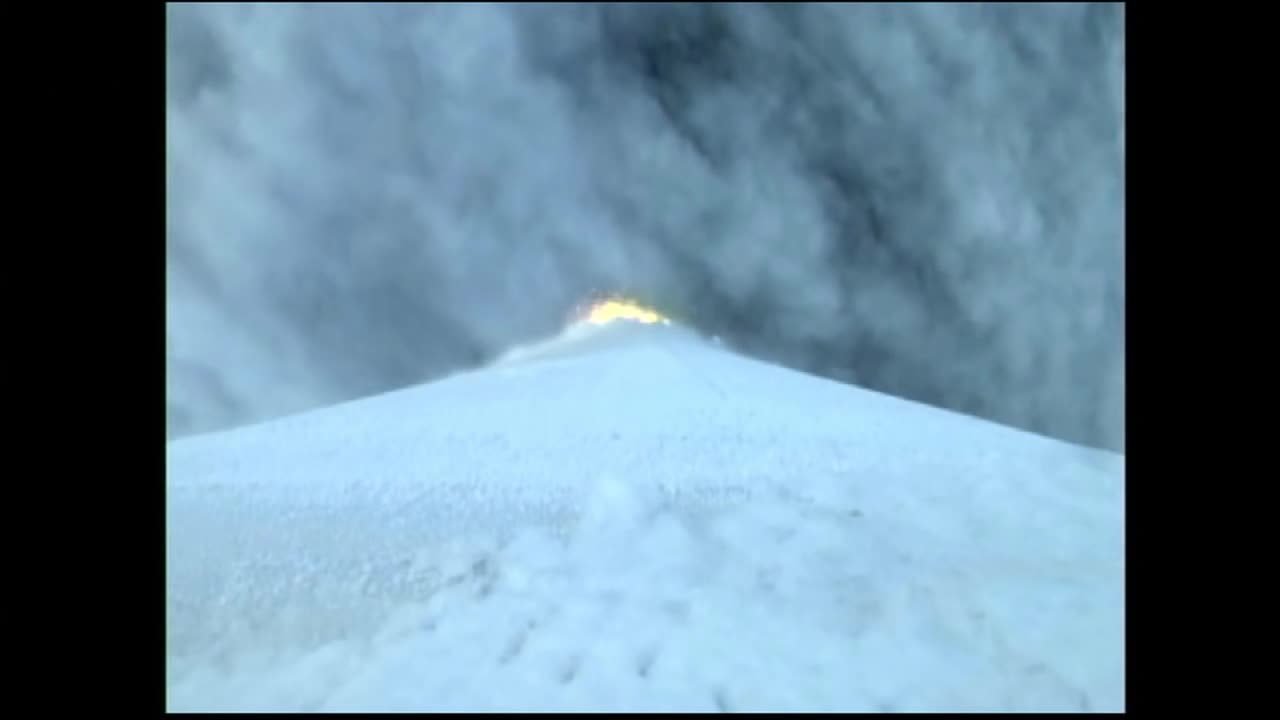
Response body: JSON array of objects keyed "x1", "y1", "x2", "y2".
[{"x1": 166, "y1": 321, "x2": 1124, "y2": 712}]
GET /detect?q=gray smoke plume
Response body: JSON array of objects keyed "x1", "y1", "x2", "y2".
[{"x1": 166, "y1": 3, "x2": 1124, "y2": 450}]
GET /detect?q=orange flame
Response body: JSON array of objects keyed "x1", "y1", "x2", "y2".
[{"x1": 582, "y1": 297, "x2": 670, "y2": 326}]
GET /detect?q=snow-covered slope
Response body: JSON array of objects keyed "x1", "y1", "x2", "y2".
[{"x1": 166, "y1": 321, "x2": 1124, "y2": 712}]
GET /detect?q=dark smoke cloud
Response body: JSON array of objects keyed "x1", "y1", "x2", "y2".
[{"x1": 166, "y1": 3, "x2": 1124, "y2": 451}]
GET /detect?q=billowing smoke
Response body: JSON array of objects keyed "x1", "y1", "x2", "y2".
[{"x1": 166, "y1": 3, "x2": 1124, "y2": 451}]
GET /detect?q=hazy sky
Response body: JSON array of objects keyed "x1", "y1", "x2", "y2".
[{"x1": 166, "y1": 3, "x2": 1124, "y2": 450}]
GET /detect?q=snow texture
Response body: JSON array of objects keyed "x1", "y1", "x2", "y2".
[{"x1": 166, "y1": 322, "x2": 1124, "y2": 712}]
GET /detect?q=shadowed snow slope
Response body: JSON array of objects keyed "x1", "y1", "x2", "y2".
[{"x1": 166, "y1": 322, "x2": 1124, "y2": 712}]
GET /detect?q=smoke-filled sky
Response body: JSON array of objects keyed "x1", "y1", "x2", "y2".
[{"x1": 166, "y1": 2, "x2": 1124, "y2": 451}]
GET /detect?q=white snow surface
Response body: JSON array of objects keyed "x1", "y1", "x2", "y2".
[{"x1": 166, "y1": 321, "x2": 1124, "y2": 712}]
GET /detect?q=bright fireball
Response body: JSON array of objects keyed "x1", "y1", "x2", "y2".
[{"x1": 583, "y1": 298, "x2": 671, "y2": 326}]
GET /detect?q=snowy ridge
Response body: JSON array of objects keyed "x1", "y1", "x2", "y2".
[
  {"x1": 166, "y1": 322, "x2": 1124, "y2": 712},
  {"x1": 491, "y1": 317, "x2": 695, "y2": 368}
]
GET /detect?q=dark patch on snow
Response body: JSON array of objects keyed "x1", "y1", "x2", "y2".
[
  {"x1": 498, "y1": 628, "x2": 527, "y2": 665},
  {"x1": 635, "y1": 646, "x2": 657, "y2": 678},
  {"x1": 558, "y1": 655, "x2": 581, "y2": 685}
]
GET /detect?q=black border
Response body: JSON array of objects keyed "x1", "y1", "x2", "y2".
[
  {"x1": 1123, "y1": 2, "x2": 1139, "y2": 710},
  {"x1": 1125, "y1": 3, "x2": 1226, "y2": 711},
  {"x1": 27, "y1": 1, "x2": 168, "y2": 712}
]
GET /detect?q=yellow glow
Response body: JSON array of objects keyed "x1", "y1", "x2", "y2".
[{"x1": 584, "y1": 297, "x2": 670, "y2": 326}]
